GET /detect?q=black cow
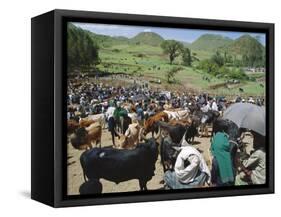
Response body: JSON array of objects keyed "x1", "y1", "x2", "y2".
[
  {"x1": 80, "y1": 138, "x2": 158, "y2": 191},
  {"x1": 160, "y1": 130, "x2": 196, "y2": 173},
  {"x1": 157, "y1": 121, "x2": 186, "y2": 144},
  {"x1": 185, "y1": 123, "x2": 198, "y2": 144},
  {"x1": 187, "y1": 103, "x2": 200, "y2": 113},
  {"x1": 212, "y1": 118, "x2": 240, "y2": 140},
  {"x1": 194, "y1": 110, "x2": 220, "y2": 124},
  {"x1": 193, "y1": 110, "x2": 220, "y2": 137},
  {"x1": 160, "y1": 135, "x2": 180, "y2": 172},
  {"x1": 157, "y1": 121, "x2": 198, "y2": 144}
]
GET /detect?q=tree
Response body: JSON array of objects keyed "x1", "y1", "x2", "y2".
[
  {"x1": 211, "y1": 51, "x2": 224, "y2": 67},
  {"x1": 197, "y1": 59, "x2": 219, "y2": 75},
  {"x1": 182, "y1": 47, "x2": 192, "y2": 66},
  {"x1": 191, "y1": 52, "x2": 199, "y2": 62},
  {"x1": 161, "y1": 40, "x2": 184, "y2": 64},
  {"x1": 67, "y1": 23, "x2": 100, "y2": 72},
  {"x1": 166, "y1": 67, "x2": 181, "y2": 83}
]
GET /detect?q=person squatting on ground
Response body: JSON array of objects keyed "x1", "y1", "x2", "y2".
[
  {"x1": 164, "y1": 139, "x2": 211, "y2": 189},
  {"x1": 235, "y1": 132, "x2": 266, "y2": 185}
]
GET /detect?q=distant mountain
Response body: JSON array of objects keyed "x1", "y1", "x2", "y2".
[
  {"x1": 190, "y1": 34, "x2": 233, "y2": 51},
  {"x1": 131, "y1": 32, "x2": 164, "y2": 46},
  {"x1": 225, "y1": 34, "x2": 265, "y2": 55},
  {"x1": 89, "y1": 32, "x2": 129, "y2": 47}
]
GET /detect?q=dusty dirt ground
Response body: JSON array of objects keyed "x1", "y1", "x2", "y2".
[{"x1": 67, "y1": 126, "x2": 253, "y2": 195}]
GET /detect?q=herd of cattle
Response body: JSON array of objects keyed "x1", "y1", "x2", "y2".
[{"x1": 67, "y1": 78, "x2": 254, "y2": 194}]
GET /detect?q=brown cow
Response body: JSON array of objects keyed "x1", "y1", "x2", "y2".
[
  {"x1": 70, "y1": 122, "x2": 102, "y2": 150},
  {"x1": 168, "y1": 117, "x2": 193, "y2": 127},
  {"x1": 117, "y1": 123, "x2": 141, "y2": 149},
  {"x1": 67, "y1": 119, "x2": 80, "y2": 134},
  {"x1": 143, "y1": 112, "x2": 168, "y2": 137},
  {"x1": 79, "y1": 117, "x2": 96, "y2": 128}
]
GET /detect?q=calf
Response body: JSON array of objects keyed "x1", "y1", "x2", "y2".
[
  {"x1": 70, "y1": 122, "x2": 102, "y2": 150},
  {"x1": 80, "y1": 138, "x2": 158, "y2": 190},
  {"x1": 118, "y1": 123, "x2": 141, "y2": 149}
]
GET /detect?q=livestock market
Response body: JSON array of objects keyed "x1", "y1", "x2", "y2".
[{"x1": 66, "y1": 74, "x2": 266, "y2": 195}]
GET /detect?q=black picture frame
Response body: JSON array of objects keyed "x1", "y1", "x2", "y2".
[{"x1": 31, "y1": 9, "x2": 274, "y2": 207}]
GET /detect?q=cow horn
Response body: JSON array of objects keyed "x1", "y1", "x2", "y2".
[
  {"x1": 172, "y1": 146, "x2": 181, "y2": 152},
  {"x1": 139, "y1": 128, "x2": 146, "y2": 141},
  {"x1": 154, "y1": 125, "x2": 161, "y2": 139}
]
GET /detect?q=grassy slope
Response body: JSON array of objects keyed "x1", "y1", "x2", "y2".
[{"x1": 96, "y1": 43, "x2": 265, "y2": 96}]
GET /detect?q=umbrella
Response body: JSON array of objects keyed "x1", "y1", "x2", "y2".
[{"x1": 223, "y1": 103, "x2": 265, "y2": 136}]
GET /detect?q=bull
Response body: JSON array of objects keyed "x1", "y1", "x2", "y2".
[{"x1": 80, "y1": 138, "x2": 159, "y2": 191}]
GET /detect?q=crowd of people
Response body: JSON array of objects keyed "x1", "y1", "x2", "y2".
[{"x1": 67, "y1": 76, "x2": 266, "y2": 192}]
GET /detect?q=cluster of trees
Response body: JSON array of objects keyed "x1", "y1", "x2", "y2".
[
  {"x1": 161, "y1": 37, "x2": 265, "y2": 82},
  {"x1": 209, "y1": 49, "x2": 265, "y2": 69},
  {"x1": 161, "y1": 40, "x2": 196, "y2": 66},
  {"x1": 197, "y1": 51, "x2": 249, "y2": 80},
  {"x1": 67, "y1": 24, "x2": 100, "y2": 72}
]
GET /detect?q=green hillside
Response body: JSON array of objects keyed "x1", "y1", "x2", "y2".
[
  {"x1": 226, "y1": 34, "x2": 265, "y2": 55},
  {"x1": 190, "y1": 34, "x2": 233, "y2": 51},
  {"x1": 68, "y1": 24, "x2": 266, "y2": 96},
  {"x1": 89, "y1": 32, "x2": 129, "y2": 48},
  {"x1": 131, "y1": 32, "x2": 164, "y2": 46}
]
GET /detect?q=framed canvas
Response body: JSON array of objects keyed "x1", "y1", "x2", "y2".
[{"x1": 31, "y1": 9, "x2": 274, "y2": 207}]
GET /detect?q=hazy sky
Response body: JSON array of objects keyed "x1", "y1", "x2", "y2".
[{"x1": 73, "y1": 22, "x2": 266, "y2": 45}]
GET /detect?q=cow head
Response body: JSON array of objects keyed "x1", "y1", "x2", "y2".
[
  {"x1": 161, "y1": 137, "x2": 181, "y2": 170},
  {"x1": 117, "y1": 134, "x2": 127, "y2": 149},
  {"x1": 190, "y1": 115, "x2": 201, "y2": 127},
  {"x1": 70, "y1": 127, "x2": 89, "y2": 150}
]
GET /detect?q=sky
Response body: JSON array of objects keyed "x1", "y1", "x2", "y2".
[{"x1": 73, "y1": 22, "x2": 266, "y2": 45}]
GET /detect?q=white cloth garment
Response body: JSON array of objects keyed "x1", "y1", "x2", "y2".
[
  {"x1": 211, "y1": 101, "x2": 218, "y2": 111},
  {"x1": 201, "y1": 103, "x2": 211, "y2": 113},
  {"x1": 174, "y1": 139, "x2": 211, "y2": 184},
  {"x1": 105, "y1": 106, "x2": 116, "y2": 119}
]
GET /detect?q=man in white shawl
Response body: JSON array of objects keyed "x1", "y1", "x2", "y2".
[{"x1": 164, "y1": 137, "x2": 211, "y2": 189}]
